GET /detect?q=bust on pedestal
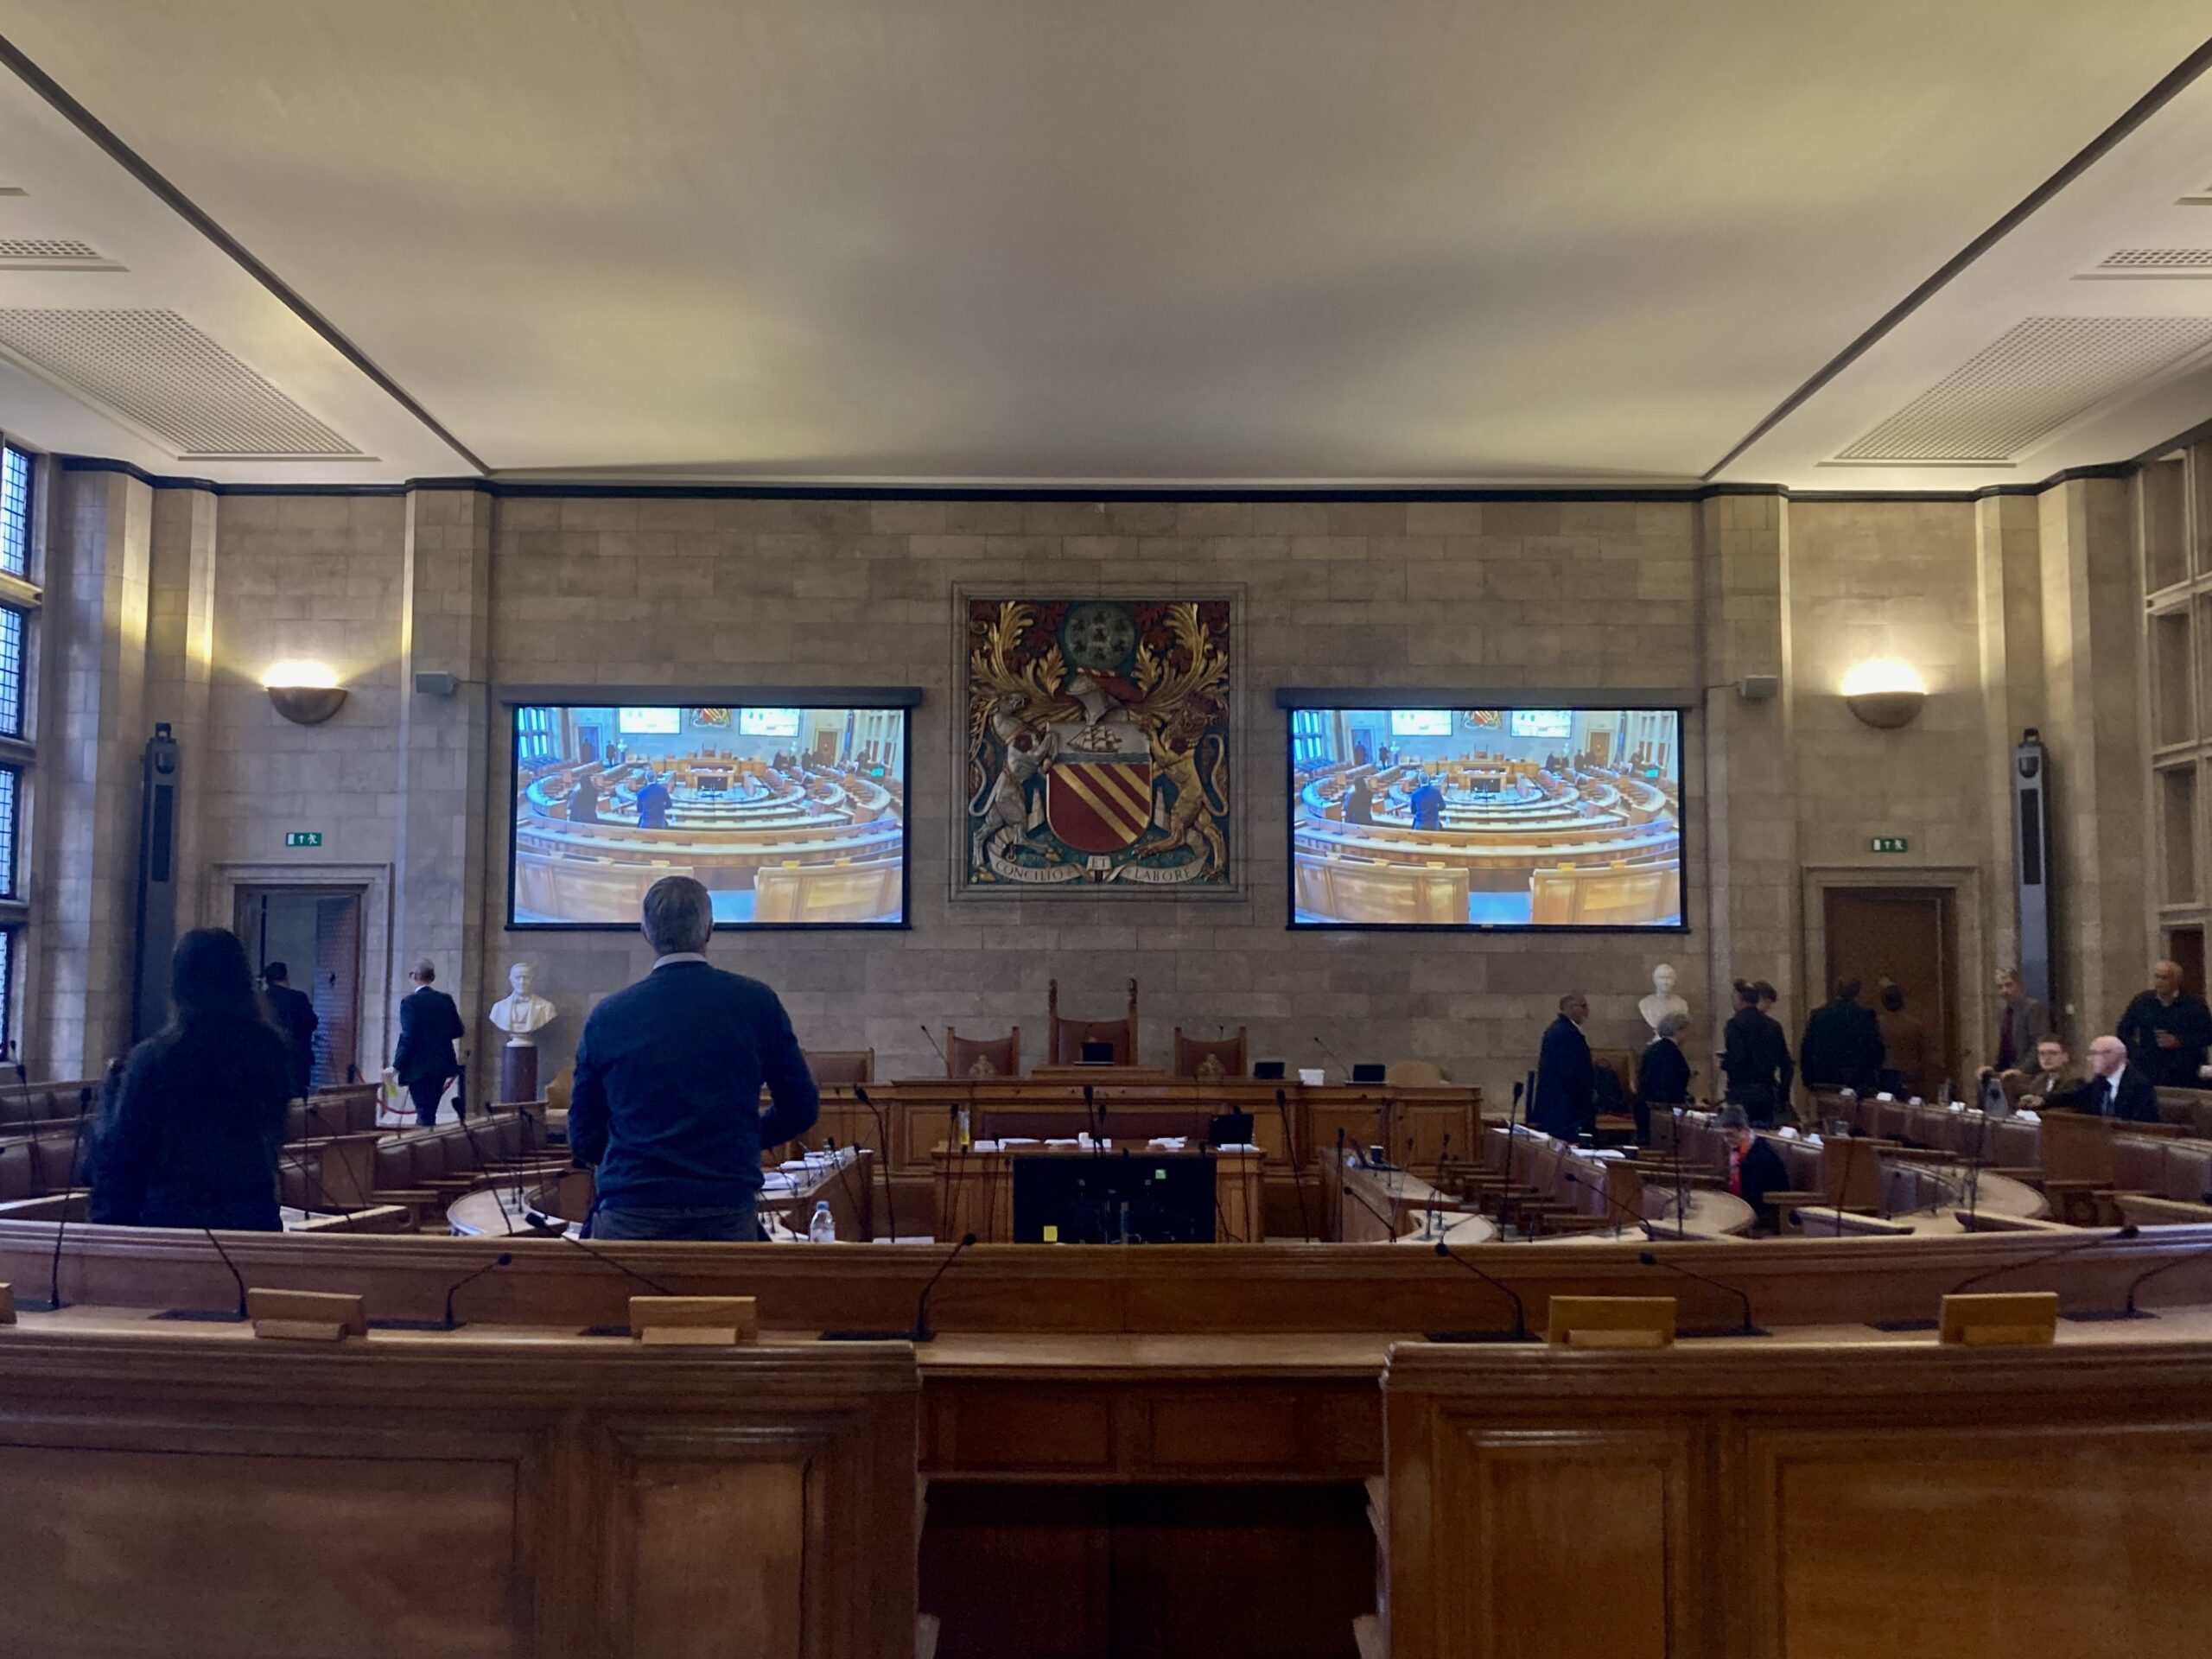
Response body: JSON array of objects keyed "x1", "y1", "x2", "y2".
[
  {"x1": 1638, "y1": 963, "x2": 1689, "y2": 1038},
  {"x1": 488, "y1": 962, "x2": 559, "y2": 1104}
]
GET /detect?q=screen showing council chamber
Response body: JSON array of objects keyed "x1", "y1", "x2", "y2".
[
  {"x1": 510, "y1": 703, "x2": 908, "y2": 927},
  {"x1": 1288, "y1": 706, "x2": 1684, "y2": 929}
]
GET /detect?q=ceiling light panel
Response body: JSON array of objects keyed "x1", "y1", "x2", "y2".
[
  {"x1": 0, "y1": 307, "x2": 361, "y2": 458},
  {"x1": 1832, "y1": 315, "x2": 2212, "y2": 463}
]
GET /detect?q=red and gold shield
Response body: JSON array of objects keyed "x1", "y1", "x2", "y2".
[{"x1": 1046, "y1": 757, "x2": 1154, "y2": 854}]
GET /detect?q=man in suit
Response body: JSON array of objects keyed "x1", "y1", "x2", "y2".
[
  {"x1": 2115, "y1": 960, "x2": 2212, "y2": 1090},
  {"x1": 1717, "y1": 1103, "x2": 1789, "y2": 1233},
  {"x1": 1531, "y1": 993, "x2": 1595, "y2": 1141},
  {"x1": 569, "y1": 874, "x2": 818, "y2": 1242},
  {"x1": 2012, "y1": 1036, "x2": 2085, "y2": 1109},
  {"x1": 261, "y1": 961, "x2": 319, "y2": 1102},
  {"x1": 1992, "y1": 968, "x2": 2054, "y2": 1074},
  {"x1": 1634, "y1": 1010, "x2": 1694, "y2": 1145},
  {"x1": 2050, "y1": 1034, "x2": 2159, "y2": 1122},
  {"x1": 1408, "y1": 772, "x2": 1445, "y2": 831},
  {"x1": 1721, "y1": 979, "x2": 1793, "y2": 1127},
  {"x1": 391, "y1": 958, "x2": 466, "y2": 1128},
  {"x1": 632, "y1": 771, "x2": 673, "y2": 830},
  {"x1": 1800, "y1": 978, "x2": 1885, "y2": 1097}
]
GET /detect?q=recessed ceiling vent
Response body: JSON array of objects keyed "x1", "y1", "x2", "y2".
[
  {"x1": 0, "y1": 238, "x2": 122, "y2": 270},
  {"x1": 2087, "y1": 248, "x2": 2212, "y2": 275},
  {"x1": 1833, "y1": 315, "x2": 2212, "y2": 463},
  {"x1": 0, "y1": 308, "x2": 360, "y2": 458}
]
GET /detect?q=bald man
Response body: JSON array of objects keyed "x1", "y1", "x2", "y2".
[
  {"x1": 2051, "y1": 1035, "x2": 2160, "y2": 1123},
  {"x1": 2115, "y1": 961, "x2": 2212, "y2": 1090}
]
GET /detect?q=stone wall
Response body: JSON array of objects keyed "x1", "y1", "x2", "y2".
[{"x1": 22, "y1": 471, "x2": 2154, "y2": 1105}]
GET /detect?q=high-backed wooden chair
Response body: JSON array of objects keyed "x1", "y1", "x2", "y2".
[
  {"x1": 1048, "y1": 978, "x2": 1139, "y2": 1066},
  {"x1": 1173, "y1": 1027, "x2": 1248, "y2": 1081},
  {"x1": 1384, "y1": 1059, "x2": 1446, "y2": 1087},
  {"x1": 804, "y1": 1049, "x2": 875, "y2": 1087},
  {"x1": 945, "y1": 1028, "x2": 1020, "y2": 1079}
]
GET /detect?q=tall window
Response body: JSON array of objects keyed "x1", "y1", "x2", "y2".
[
  {"x1": 0, "y1": 607, "x2": 22, "y2": 738},
  {"x1": 0, "y1": 766, "x2": 16, "y2": 899},
  {"x1": 0, "y1": 445, "x2": 29, "y2": 577},
  {"x1": 1291, "y1": 709, "x2": 1330, "y2": 768},
  {"x1": 515, "y1": 704, "x2": 556, "y2": 765}
]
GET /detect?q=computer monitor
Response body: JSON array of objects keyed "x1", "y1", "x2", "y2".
[
  {"x1": 1079, "y1": 1040, "x2": 1117, "y2": 1065},
  {"x1": 1351, "y1": 1062, "x2": 1387, "y2": 1084},
  {"x1": 1011, "y1": 1155, "x2": 1217, "y2": 1243},
  {"x1": 1252, "y1": 1060, "x2": 1286, "y2": 1081}
]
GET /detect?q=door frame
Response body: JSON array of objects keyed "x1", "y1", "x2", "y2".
[
  {"x1": 1800, "y1": 865, "x2": 1985, "y2": 1091},
  {"x1": 207, "y1": 861, "x2": 393, "y2": 1080}
]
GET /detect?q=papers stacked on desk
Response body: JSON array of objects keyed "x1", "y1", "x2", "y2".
[{"x1": 1147, "y1": 1136, "x2": 1189, "y2": 1150}]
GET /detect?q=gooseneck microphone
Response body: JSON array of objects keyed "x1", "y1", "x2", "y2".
[
  {"x1": 1948, "y1": 1224, "x2": 2139, "y2": 1297},
  {"x1": 40, "y1": 1076, "x2": 98, "y2": 1312},
  {"x1": 182, "y1": 1226, "x2": 251, "y2": 1322},
  {"x1": 1429, "y1": 1239, "x2": 1533, "y2": 1342},
  {"x1": 1637, "y1": 1249, "x2": 1764, "y2": 1337},
  {"x1": 442, "y1": 1251, "x2": 514, "y2": 1330},
  {"x1": 1278, "y1": 1090, "x2": 1313, "y2": 1241},
  {"x1": 823, "y1": 1232, "x2": 979, "y2": 1343},
  {"x1": 1312, "y1": 1033, "x2": 1345, "y2": 1081},
  {"x1": 1338, "y1": 1147, "x2": 1402, "y2": 1241},
  {"x1": 919, "y1": 1025, "x2": 949, "y2": 1069},
  {"x1": 2099, "y1": 1236, "x2": 2212, "y2": 1322},
  {"x1": 852, "y1": 1085, "x2": 900, "y2": 1245},
  {"x1": 524, "y1": 1211, "x2": 677, "y2": 1296}
]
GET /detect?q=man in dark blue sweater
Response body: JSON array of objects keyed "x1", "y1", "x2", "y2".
[{"x1": 569, "y1": 874, "x2": 818, "y2": 1241}]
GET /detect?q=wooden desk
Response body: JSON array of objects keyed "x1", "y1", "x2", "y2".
[
  {"x1": 0, "y1": 1322, "x2": 919, "y2": 1659},
  {"x1": 933, "y1": 1146, "x2": 1267, "y2": 1243}
]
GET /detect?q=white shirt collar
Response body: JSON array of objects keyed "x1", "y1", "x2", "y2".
[{"x1": 653, "y1": 952, "x2": 711, "y2": 969}]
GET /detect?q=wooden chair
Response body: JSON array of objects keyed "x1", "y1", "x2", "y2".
[
  {"x1": 1385, "y1": 1059, "x2": 1446, "y2": 1087},
  {"x1": 945, "y1": 1028, "x2": 1020, "y2": 1079},
  {"x1": 805, "y1": 1049, "x2": 875, "y2": 1087},
  {"x1": 1048, "y1": 978, "x2": 1138, "y2": 1066},
  {"x1": 1173, "y1": 1027, "x2": 1249, "y2": 1081}
]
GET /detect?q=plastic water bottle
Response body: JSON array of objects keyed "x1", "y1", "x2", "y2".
[{"x1": 808, "y1": 1200, "x2": 836, "y2": 1243}]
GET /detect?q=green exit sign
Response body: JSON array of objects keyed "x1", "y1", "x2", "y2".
[
  {"x1": 284, "y1": 831, "x2": 323, "y2": 849},
  {"x1": 1870, "y1": 836, "x2": 1909, "y2": 854}
]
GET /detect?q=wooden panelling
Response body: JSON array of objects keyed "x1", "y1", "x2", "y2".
[{"x1": 0, "y1": 1329, "x2": 920, "y2": 1659}]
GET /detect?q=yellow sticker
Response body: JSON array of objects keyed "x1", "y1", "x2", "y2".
[{"x1": 1043, "y1": 1224, "x2": 1059, "y2": 1243}]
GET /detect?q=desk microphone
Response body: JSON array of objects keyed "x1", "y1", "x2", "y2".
[
  {"x1": 1561, "y1": 1167, "x2": 1661, "y2": 1242},
  {"x1": 823, "y1": 1232, "x2": 978, "y2": 1344},
  {"x1": 852, "y1": 1086, "x2": 900, "y2": 1245},
  {"x1": 1312, "y1": 1033, "x2": 1345, "y2": 1082},
  {"x1": 1828, "y1": 1129, "x2": 1861, "y2": 1238},
  {"x1": 2094, "y1": 1236, "x2": 2212, "y2": 1322},
  {"x1": 1428, "y1": 1239, "x2": 1533, "y2": 1342},
  {"x1": 919, "y1": 1025, "x2": 949, "y2": 1069},
  {"x1": 1637, "y1": 1250, "x2": 1764, "y2": 1336},
  {"x1": 524, "y1": 1211, "x2": 677, "y2": 1297},
  {"x1": 155, "y1": 1226, "x2": 251, "y2": 1322},
  {"x1": 1426, "y1": 1131, "x2": 1452, "y2": 1238},
  {"x1": 821, "y1": 1136, "x2": 868, "y2": 1236},
  {"x1": 305, "y1": 1103, "x2": 382, "y2": 1216},
  {"x1": 1948, "y1": 1224, "x2": 2139, "y2": 1297},
  {"x1": 35, "y1": 1076, "x2": 99, "y2": 1312},
  {"x1": 1277, "y1": 1090, "x2": 1312, "y2": 1241},
  {"x1": 1338, "y1": 1162, "x2": 1402, "y2": 1241},
  {"x1": 440, "y1": 1251, "x2": 513, "y2": 1330}
]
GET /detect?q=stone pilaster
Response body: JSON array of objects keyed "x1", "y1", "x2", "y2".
[
  {"x1": 29, "y1": 468, "x2": 153, "y2": 1073},
  {"x1": 1972, "y1": 493, "x2": 2044, "y2": 998},
  {"x1": 1696, "y1": 490, "x2": 1798, "y2": 1048},
  {"x1": 144, "y1": 486, "x2": 218, "y2": 937},
  {"x1": 391, "y1": 485, "x2": 494, "y2": 1078},
  {"x1": 2036, "y1": 476, "x2": 2150, "y2": 1034}
]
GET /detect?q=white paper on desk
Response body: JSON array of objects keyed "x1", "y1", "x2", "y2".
[
  {"x1": 1948, "y1": 1103, "x2": 1966, "y2": 1113},
  {"x1": 1778, "y1": 1127, "x2": 1799, "y2": 1139},
  {"x1": 760, "y1": 1173, "x2": 797, "y2": 1192},
  {"x1": 1217, "y1": 1142, "x2": 1260, "y2": 1153},
  {"x1": 1045, "y1": 1138, "x2": 1083, "y2": 1147},
  {"x1": 2018, "y1": 1109, "x2": 2041, "y2": 1123},
  {"x1": 999, "y1": 1137, "x2": 1040, "y2": 1147},
  {"x1": 1148, "y1": 1137, "x2": 1188, "y2": 1150},
  {"x1": 778, "y1": 1160, "x2": 815, "y2": 1172},
  {"x1": 1587, "y1": 1147, "x2": 1627, "y2": 1160},
  {"x1": 1876, "y1": 1092, "x2": 1895, "y2": 1103},
  {"x1": 969, "y1": 1140, "x2": 999, "y2": 1153}
]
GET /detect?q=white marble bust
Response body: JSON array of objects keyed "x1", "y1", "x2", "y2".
[
  {"x1": 1638, "y1": 963, "x2": 1689, "y2": 1037},
  {"x1": 487, "y1": 961, "x2": 559, "y2": 1046}
]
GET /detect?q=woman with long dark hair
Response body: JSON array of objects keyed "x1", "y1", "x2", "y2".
[{"x1": 87, "y1": 927, "x2": 289, "y2": 1230}]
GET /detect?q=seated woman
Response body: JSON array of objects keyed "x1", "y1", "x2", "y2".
[{"x1": 88, "y1": 927, "x2": 291, "y2": 1232}]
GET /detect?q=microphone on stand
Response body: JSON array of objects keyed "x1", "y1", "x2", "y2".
[
  {"x1": 1428, "y1": 1239, "x2": 1533, "y2": 1343},
  {"x1": 523, "y1": 1211, "x2": 677, "y2": 1296},
  {"x1": 154, "y1": 1227, "x2": 252, "y2": 1322},
  {"x1": 823, "y1": 1233, "x2": 979, "y2": 1343},
  {"x1": 919, "y1": 1025, "x2": 949, "y2": 1070},
  {"x1": 35, "y1": 1071, "x2": 99, "y2": 1312},
  {"x1": 441, "y1": 1250, "x2": 513, "y2": 1331},
  {"x1": 2091, "y1": 1236, "x2": 2212, "y2": 1322},
  {"x1": 1948, "y1": 1224, "x2": 2139, "y2": 1297},
  {"x1": 852, "y1": 1086, "x2": 900, "y2": 1245},
  {"x1": 1560, "y1": 1166, "x2": 1662, "y2": 1242},
  {"x1": 1338, "y1": 1155, "x2": 1402, "y2": 1241},
  {"x1": 1425, "y1": 1131, "x2": 1452, "y2": 1240},
  {"x1": 1279, "y1": 1089, "x2": 1313, "y2": 1241},
  {"x1": 1637, "y1": 1250, "x2": 1764, "y2": 1337},
  {"x1": 1312, "y1": 1033, "x2": 1345, "y2": 1082}
]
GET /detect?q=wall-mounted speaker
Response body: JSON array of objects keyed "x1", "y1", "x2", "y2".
[
  {"x1": 2013, "y1": 728, "x2": 2051, "y2": 1006},
  {"x1": 130, "y1": 723, "x2": 181, "y2": 1044}
]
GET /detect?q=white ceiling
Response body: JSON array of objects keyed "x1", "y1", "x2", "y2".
[{"x1": 0, "y1": 3, "x2": 2209, "y2": 489}]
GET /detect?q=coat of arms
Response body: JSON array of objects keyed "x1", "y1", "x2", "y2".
[{"x1": 963, "y1": 598, "x2": 1232, "y2": 890}]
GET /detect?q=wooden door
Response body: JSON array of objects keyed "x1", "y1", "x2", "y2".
[
  {"x1": 1823, "y1": 887, "x2": 1957, "y2": 1097},
  {"x1": 312, "y1": 893, "x2": 362, "y2": 1087},
  {"x1": 2168, "y1": 925, "x2": 2206, "y2": 998}
]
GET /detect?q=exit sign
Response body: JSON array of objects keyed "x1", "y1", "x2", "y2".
[
  {"x1": 284, "y1": 831, "x2": 323, "y2": 849},
  {"x1": 1870, "y1": 836, "x2": 1909, "y2": 854}
]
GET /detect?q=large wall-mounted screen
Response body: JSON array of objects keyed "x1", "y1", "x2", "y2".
[
  {"x1": 1288, "y1": 705, "x2": 1685, "y2": 930},
  {"x1": 510, "y1": 702, "x2": 908, "y2": 928}
]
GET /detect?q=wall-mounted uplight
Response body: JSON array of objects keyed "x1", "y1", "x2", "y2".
[
  {"x1": 264, "y1": 660, "x2": 347, "y2": 725},
  {"x1": 1840, "y1": 658, "x2": 1927, "y2": 730}
]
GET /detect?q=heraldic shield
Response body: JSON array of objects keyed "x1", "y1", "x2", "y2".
[{"x1": 1045, "y1": 715, "x2": 1153, "y2": 854}]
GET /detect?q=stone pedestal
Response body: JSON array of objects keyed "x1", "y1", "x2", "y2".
[{"x1": 499, "y1": 1044, "x2": 540, "y2": 1106}]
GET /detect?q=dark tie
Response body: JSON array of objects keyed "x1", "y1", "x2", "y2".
[
  {"x1": 2102, "y1": 1080, "x2": 2117, "y2": 1117},
  {"x1": 1997, "y1": 1006, "x2": 2017, "y2": 1071}
]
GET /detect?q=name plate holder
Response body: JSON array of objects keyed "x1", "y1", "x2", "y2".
[
  {"x1": 1938, "y1": 1291, "x2": 2058, "y2": 1347},
  {"x1": 248, "y1": 1289, "x2": 367, "y2": 1343},
  {"x1": 1545, "y1": 1295, "x2": 1677, "y2": 1349},
  {"x1": 630, "y1": 1295, "x2": 759, "y2": 1346}
]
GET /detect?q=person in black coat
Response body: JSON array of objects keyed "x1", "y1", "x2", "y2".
[
  {"x1": 2050, "y1": 1034, "x2": 2162, "y2": 1122},
  {"x1": 392, "y1": 958, "x2": 466, "y2": 1127},
  {"x1": 261, "y1": 961, "x2": 320, "y2": 1102},
  {"x1": 2115, "y1": 960, "x2": 2212, "y2": 1090},
  {"x1": 87, "y1": 927, "x2": 289, "y2": 1232},
  {"x1": 1717, "y1": 1103, "x2": 1789, "y2": 1233},
  {"x1": 1800, "y1": 978, "x2": 1885, "y2": 1097},
  {"x1": 1721, "y1": 980, "x2": 1793, "y2": 1127},
  {"x1": 1531, "y1": 993, "x2": 1595, "y2": 1141}
]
